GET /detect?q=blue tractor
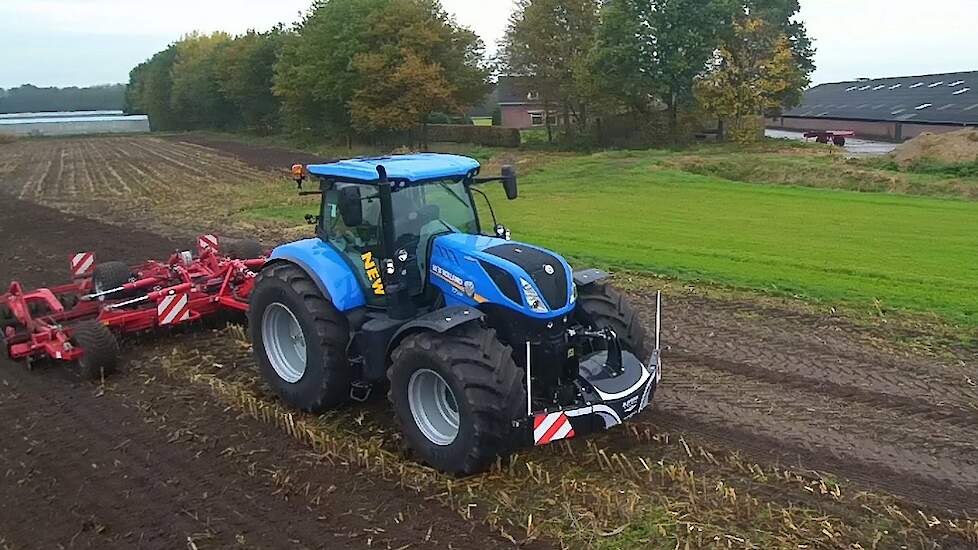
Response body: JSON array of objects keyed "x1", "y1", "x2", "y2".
[{"x1": 249, "y1": 153, "x2": 661, "y2": 474}]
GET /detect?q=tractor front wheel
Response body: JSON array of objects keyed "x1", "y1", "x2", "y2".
[
  {"x1": 577, "y1": 283, "x2": 650, "y2": 359},
  {"x1": 389, "y1": 324, "x2": 525, "y2": 475},
  {"x1": 249, "y1": 263, "x2": 351, "y2": 412}
]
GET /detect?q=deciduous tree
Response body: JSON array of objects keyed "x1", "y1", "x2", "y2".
[
  {"x1": 348, "y1": 0, "x2": 489, "y2": 139},
  {"x1": 217, "y1": 27, "x2": 287, "y2": 134},
  {"x1": 169, "y1": 32, "x2": 237, "y2": 130},
  {"x1": 696, "y1": 18, "x2": 807, "y2": 142}
]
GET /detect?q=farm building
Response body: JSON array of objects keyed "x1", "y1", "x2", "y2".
[
  {"x1": 767, "y1": 70, "x2": 978, "y2": 141},
  {"x1": 0, "y1": 110, "x2": 150, "y2": 137},
  {"x1": 496, "y1": 76, "x2": 557, "y2": 129}
]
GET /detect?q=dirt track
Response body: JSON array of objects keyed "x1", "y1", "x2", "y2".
[
  {"x1": 644, "y1": 294, "x2": 978, "y2": 511},
  {"x1": 0, "y1": 197, "x2": 539, "y2": 549},
  {"x1": 1, "y1": 136, "x2": 977, "y2": 547}
]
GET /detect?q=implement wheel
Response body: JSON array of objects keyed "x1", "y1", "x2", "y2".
[
  {"x1": 0, "y1": 303, "x2": 14, "y2": 331},
  {"x1": 222, "y1": 238, "x2": 264, "y2": 260},
  {"x1": 92, "y1": 261, "x2": 134, "y2": 298},
  {"x1": 249, "y1": 263, "x2": 351, "y2": 411},
  {"x1": 73, "y1": 321, "x2": 119, "y2": 379},
  {"x1": 389, "y1": 324, "x2": 524, "y2": 475},
  {"x1": 577, "y1": 283, "x2": 650, "y2": 358}
]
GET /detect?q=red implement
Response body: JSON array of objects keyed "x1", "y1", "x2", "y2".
[{"x1": 0, "y1": 236, "x2": 264, "y2": 375}]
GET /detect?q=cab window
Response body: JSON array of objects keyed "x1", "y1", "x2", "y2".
[{"x1": 321, "y1": 183, "x2": 386, "y2": 305}]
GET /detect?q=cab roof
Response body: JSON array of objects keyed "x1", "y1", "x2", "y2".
[{"x1": 306, "y1": 153, "x2": 481, "y2": 183}]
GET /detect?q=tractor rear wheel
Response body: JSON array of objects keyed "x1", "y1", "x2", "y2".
[
  {"x1": 73, "y1": 321, "x2": 119, "y2": 379},
  {"x1": 577, "y1": 283, "x2": 650, "y2": 358},
  {"x1": 389, "y1": 324, "x2": 525, "y2": 475},
  {"x1": 249, "y1": 263, "x2": 351, "y2": 412}
]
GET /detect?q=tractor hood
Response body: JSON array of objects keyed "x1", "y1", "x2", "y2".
[{"x1": 428, "y1": 233, "x2": 575, "y2": 318}]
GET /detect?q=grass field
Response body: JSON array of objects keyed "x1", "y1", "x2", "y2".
[{"x1": 245, "y1": 145, "x2": 978, "y2": 328}]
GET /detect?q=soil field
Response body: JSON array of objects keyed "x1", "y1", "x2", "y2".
[{"x1": 0, "y1": 136, "x2": 976, "y2": 548}]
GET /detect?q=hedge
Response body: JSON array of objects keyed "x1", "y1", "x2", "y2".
[{"x1": 424, "y1": 124, "x2": 520, "y2": 148}]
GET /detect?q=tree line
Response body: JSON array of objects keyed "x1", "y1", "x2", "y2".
[
  {"x1": 0, "y1": 84, "x2": 126, "y2": 114},
  {"x1": 125, "y1": 0, "x2": 814, "y2": 144}
]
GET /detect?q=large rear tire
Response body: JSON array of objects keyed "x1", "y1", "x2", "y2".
[
  {"x1": 577, "y1": 283, "x2": 650, "y2": 358},
  {"x1": 389, "y1": 324, "x2": 525, "y2": 475},
  {"x1": 249, "y1": 263, "x2": 351, "y2": 411},
  {"x1": 73, "y1": 321, "x2": 119, "y2": 379}
]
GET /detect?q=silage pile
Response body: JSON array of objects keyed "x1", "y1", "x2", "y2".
[{"x1": 892, "y1": 127, "x2": 978, "y2": 165}]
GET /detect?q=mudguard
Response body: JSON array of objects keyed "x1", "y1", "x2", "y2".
[
  {"x1": 387, "y1": 306, "x2": 484, "y2": 355},
  {"x1": 573, "y1": 268, "x2": 609, "y2": 287},
  {"x1": 267, "y1": 238, "x2": 366, "y2": 312}
]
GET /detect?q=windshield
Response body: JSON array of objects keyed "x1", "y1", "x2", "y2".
[
  {"x1": 391, "y1": 179, "x2": 479, "y2": 237},
  {"x1": 391, "y1": 179, "x2": 479, "y2": 292}
]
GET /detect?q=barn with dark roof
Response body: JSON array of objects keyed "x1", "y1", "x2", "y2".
[{"x1": 767, "y1": 70, "x2": 978, "y2": 141}]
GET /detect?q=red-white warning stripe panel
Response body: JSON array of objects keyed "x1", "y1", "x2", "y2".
[
  {"x1": 197, "y1": 234, "x2": 219, "y2": 253},
  {"x1": 70, "y1": 252, "x2": 95, "y2": 278},
  {"x1": 533, "y1": 411, "x2": 575, "y2": 446},
  {"x1": 157, "y1": 292, "x2": 191, "y2": 325}
]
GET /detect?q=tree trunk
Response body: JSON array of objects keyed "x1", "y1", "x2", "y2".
[
  {"x1": 669, "y1": 92, "x2": 679, "y2": 144},
  {"x1": 545, "y1": 98, "x2": 553, "y2": 144}
]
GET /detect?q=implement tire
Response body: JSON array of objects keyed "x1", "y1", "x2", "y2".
[
  {"x1": 0, "y1": 303, "x2": 20, "y2": 340},
  {"x1": 92, "y1": 261, "x2": 134, "y2": 298},
  {"x1": 249, "y1": 263, "x2": 351, "y2": 412},
  {"x1": 389, "y1": 324, "x2": 524, "y2": 475},
  {"x1": 577, "y1": 283, "x2": 650, "y2": 358},
  {"x1": 73, "y1": 321, "x2": 119, "y2": 379},
  {"x1": 223, "y1": 238, "x2": 264, "y2": 260}
]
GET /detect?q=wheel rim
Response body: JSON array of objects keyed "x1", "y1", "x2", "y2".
[
  {"x1": 408, "y1": 369, "x2": 460, "y2": 446},
  {"x1": 261, "y1": 302, "x2": 307, "y2": 384}
]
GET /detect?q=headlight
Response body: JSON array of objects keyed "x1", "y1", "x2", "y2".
[
  {"x1": 520, "y1": 278, "x2": 549, "y2": 313},
  {"x1": 570, "y1": 283, "x2": 578, "y2": 303}
]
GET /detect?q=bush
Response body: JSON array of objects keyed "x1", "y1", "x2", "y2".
[{"x1": 424, "y1": 124, "x2": 520, "y2": 148}]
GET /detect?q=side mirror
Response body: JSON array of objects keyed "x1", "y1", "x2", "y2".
[
  {"x1": 501, "y1": 165, "x2": 518, "y2": 200},
  {"x1": 338, "y1": 186, "x2": 363, "y2": 227}
]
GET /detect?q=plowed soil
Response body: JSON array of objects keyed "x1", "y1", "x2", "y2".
[{"x1": 1, "y1": 135, "x2": 976, "y2": 547}]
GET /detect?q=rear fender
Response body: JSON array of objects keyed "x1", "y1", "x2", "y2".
[{"x1": 265, "y1": 239, "x2": 366, "y2": 312}]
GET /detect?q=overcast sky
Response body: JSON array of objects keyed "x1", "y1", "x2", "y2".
[{"x1": 1, "y1": 0, "x2": 976, "y2": 89}]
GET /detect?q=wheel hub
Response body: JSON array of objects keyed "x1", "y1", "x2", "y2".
[
  {"x1": 262, "y1": 302, "x2": 307, "y2": 384},
  {"x1": 408, "y1": 369, "x2": 460, "y2": 446}
]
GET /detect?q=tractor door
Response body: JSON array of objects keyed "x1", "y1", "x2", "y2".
[{"x1": 320, "y1": 183, "x2": 387, "y2": 306}]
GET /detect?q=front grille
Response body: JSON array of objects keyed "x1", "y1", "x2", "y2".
[
  {"x1": 479, "y1": 260, "x2": 521, "y2": 305},
  {"x1": 485, "y1": 244, "x2": 568, "y2": 309}
]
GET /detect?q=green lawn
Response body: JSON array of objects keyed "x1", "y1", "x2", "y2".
[
  {"x1": 242, "y1": 147, "x2": 978, "y2": 327},
  {"x1": 489, "y1": 152, "x2": 978, "y2": 325}
]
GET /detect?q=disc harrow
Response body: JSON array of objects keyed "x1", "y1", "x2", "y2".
[{"x1": 0, "y1": 235, "x2": 264, "y2": 377}]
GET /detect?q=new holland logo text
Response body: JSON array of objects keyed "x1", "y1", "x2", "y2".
[{"x1": 431, "y1": 264, "x2": 464, "y2": 287}]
